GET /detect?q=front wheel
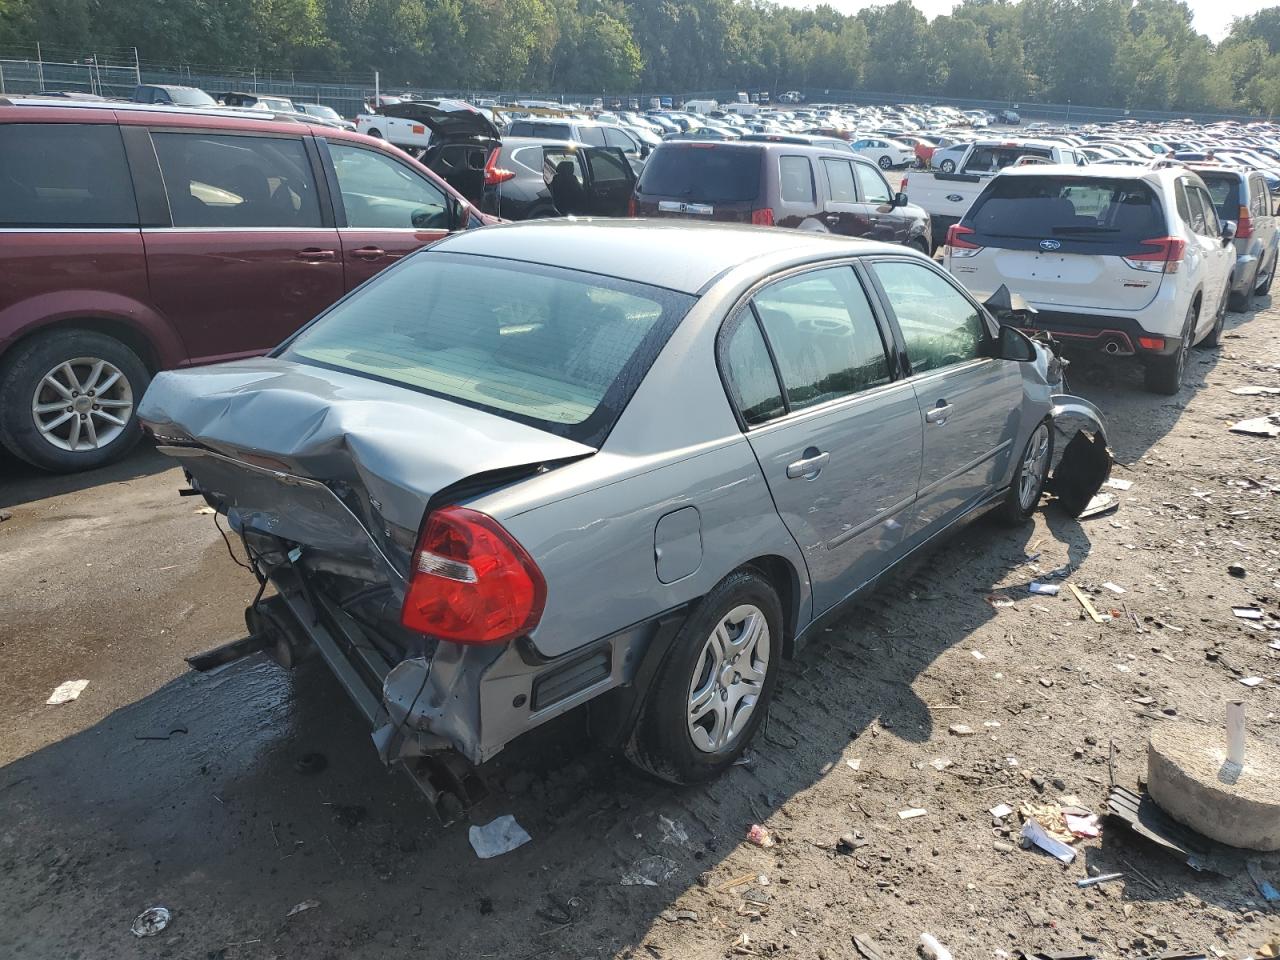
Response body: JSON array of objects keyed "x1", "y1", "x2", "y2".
[
  {"x1": 939, "y1": 159, "x2": 956, "y2": 173},
  {"x1": 0, "y1": 329, "x2": 150, "y2": 472},
  {"x1": 625, "y1": 568, "x2": 782, "y2": 785},
  {"x1": 995, "y1": 420, "x2": 1053, "y2": 525}
]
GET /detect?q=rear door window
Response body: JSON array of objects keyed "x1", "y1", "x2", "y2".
[
  {"x1": 603, "y1": 127, "x2": 637, "y2": 152},
  {"x1": 721, "y1": 312, "x2": 785, "y2": 425},
  {"x1": 872, "y1": 260, "x2": 984, "y2": 374},
  {"x1": 1199, "y1": 174, "x2": 1240, "y2": 221},
  {"x1": 779, "y1": 156, "x2": 814, "y2": 204},
  {"x1": 281, "y1": 252, "x2": 693, "y2": 444},
  {"x1": 636, "y1": 146, "x2": 761, "y2": 202},
  {"x1": 823, "y1": 159, "x2": 856, "y2": 202},
  {"x1": 152, "y1": 132, "x2": 322, "y2": 228},
  {"x1": 0, "y1": 123, "x2": 138, "y2": 227},
  {"x1": 1190, "y1": 185, "x2": 1220, "y2": 237},
  {"x1": 752, "y1": 267, "x2": 891, "y2": 409},
  {"x1": 585, "y1": 148, "x2": 631, "y2": 184}
]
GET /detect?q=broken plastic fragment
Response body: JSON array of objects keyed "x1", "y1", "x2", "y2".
[
  {"x1": 1021, "y1": 818, "x2": 1076, "y2": 863},
  {"x1": 989, "y1": 803, "x2": 1014, "y2": 819},
  {"x1": 1028, "y1": 582, "x2": 1060, "y2": 596},
  {"x1": 620, "y1": 855, "x2": 678, "y2": 886},
  {"x1": 746, "y1": 823, "x2": 775, "y2": 847},
  {"x1": 130, "y1": 906, "x2": 171, "y2": 937},
  {"x1": 1238, "y1": 677, "x2": 1266, "y2": 687},
  {"x1": 898, "y1": 808, "x2": 927, "y2": 820},
  {"x1": 468, "y1": 814, "x2": 532, "y2": 859},
  {"x1": 286, "y1": 899, "x2": 320, "y2": 917},
  {"x1": 46, "y1": 679, "x2": 88, "y2": 705}
]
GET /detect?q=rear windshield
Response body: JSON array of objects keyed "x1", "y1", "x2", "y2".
[
  {"x1": 637, "y1": 146, "x2": 761, "y2": 202},
  {"x1": 967, "y1": 176, "x2": 1165, "y2": 241},
  {"x1": 1197, "y1": 173, "x2": 1241, "y2": 221},
  {"x1": 280, "y1": 252, "x2": 694, "y2": 445},
  {"x1": 510, "y1": 121, "x2": 572, "y2": 140}
]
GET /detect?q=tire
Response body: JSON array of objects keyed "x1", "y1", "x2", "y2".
[
  {"x1": 1257, "y1": 252, "x2": 1276, "y2": 295},
  {"x1": 878, "y1": 155, "x2": 893, "y2": 170},
  {"x1": 625, "y1": 568, "x2": 783, "y2": 785},
  {"x1": 0, "y1": 329, "x2": 150, "y2": 473},
  {"x1": 939, "y1": 159, "x2": 956, "y2": 173},
  {"x1": 1203, "y1": 284, "x2": 1230, "y2": 346},
  {"x1": 367, "y1": 128, "x2": 383, "y2": 139},
  {"x1": 1143, "y1": 300, "x2": 1196, "y2": 395},
  {"x1": 994, "y1": 419, "x2": 1053, "y2": 525},
  {"x1": 909, "y1": 237, "x2": 930, "y2": 256}
]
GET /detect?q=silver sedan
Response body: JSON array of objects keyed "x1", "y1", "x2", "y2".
[{"x1": 139, "y1": 220, "x2": 1108, "y2": 818}]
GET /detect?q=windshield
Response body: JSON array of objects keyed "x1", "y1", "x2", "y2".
[
  {"x1": 281, "y1": 252, "x2": 694, "y2": 444},
  {"x1": 968, "y1": 176, "x2": 1165, "y2": 240},
  {"x1": 169, "y1": 88, "x2": 217, "y2": 106},
  {"x1": 637, "y1": 145, "x2": 761, "y2": 201},
  {"x1": 303, "y1": 104, "x2": 341, "y2": 121}
]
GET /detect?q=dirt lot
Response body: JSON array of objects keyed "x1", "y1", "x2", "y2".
[{"x1": 2, "y1": 300, "x2": 1279, "y2": 960}]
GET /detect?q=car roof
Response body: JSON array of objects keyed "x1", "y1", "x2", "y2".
[
  {"x1": 433, "y1": 219, "x2": 907, "y2": 295},
  {"x1": 992, "y1": 162, "x2": 1168, "y2": 181}
]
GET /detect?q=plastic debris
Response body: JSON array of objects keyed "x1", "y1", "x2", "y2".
[
  {"x1": 1231, "y1": 385, "x2": 1280, "y2": 396},
  {"x1": 46, "y1": 679, "x2": 88, "y2": 705},
  {"x1": 1078, "y1": 492, "x2": 1119, "y2": 519},
  {"x1": 1021, "y1": 818, "x2": 1076, "y2": 863},
  {"x1": 1247, "y1": 860, "x2": 1280, "y2": 902},
  {"x1": 919, "y1": 932, "x2": 954, "y2": 960},
  {"x1": 971, "y1": 649, "x2": 986, "y2": 660},
  {"x1": 1233, "y1": 606, "x2": 1265, "y2": 620},
  {"x1": 130, "y1": 906, "x2": 171, "y2": 937},
  {"x1": 1103, "y1": 477, "x2": 1133, "y2": 491},
  {"x1": 286, "y1": 899, "x2": 320, "y2": 917},
  {"x1": 746, "y1": 823, "x2": 775, "y2": 847},
  {"x1": 1065, "y1": 813, "x2": 1101, "y2": 838},
  {"x1": 1101, "y1": 582, "x2": 1126, "y2": 595},
  {"x1": 989, "y1": 803, "x2": 1014, "y2": 819},
  {"x1": 846, "y1": 758, "x2": 862, "y2": 771},
  {"x1": 620, "y1": 855, "x2": 678, "y2": 886},
  {"x1": 1238, "y1": 676, "x2": 1266, "y2": 687},
  {"x1": 898, "y1": 808, "x2": 927, "y2": 820},
  {"x1": 928, "y1": 757, "x2": 953, "y2": 771},
  {"x1": 658, "y1": 814, "x2": 690, "y2": 847},
  {"x1": 1230, "y1": 415, "x2": 1280, "y2": 437},
  {"x1": 948, "y1": 724, "x2": 975, "y2": 736},
  {"x1": 468, "y1": 814, "x2": 532, "y2": 859},
  {"x1": 1028, "y1": 582, "x2": 1060, "y2": 596},
  {"x1": 1076, "y1": 872, "x2": 1124, "y2": 888}
]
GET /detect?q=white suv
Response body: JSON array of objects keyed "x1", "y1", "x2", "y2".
[{"x1": 944, "y1": 163, "x2": 1236, "y2": 394}]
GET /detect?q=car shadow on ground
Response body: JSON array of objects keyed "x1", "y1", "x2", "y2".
[
  {"x1": 0, "y1": 499, "x2": 1133, "y2": 959},
  {"x1": 0, "y1": 440, "x2": 173, "y2": 510}
]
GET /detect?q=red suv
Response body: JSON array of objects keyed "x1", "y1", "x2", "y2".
[{"x1": 0, "y1": 98, "x2": 493, "y2": 472}]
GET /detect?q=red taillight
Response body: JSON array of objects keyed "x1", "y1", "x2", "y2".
[
  {"x1": 1123, "y1": 236, "x2": 1186, "y2": 274},
  {"x1": 1237, "y1": 204, "x2": 1253, "y2": 239},
  {"x1": 628, "y1": 195, "x2": 637, "y2": 217},
  {"x1": 483, "y1": 150, "x2": 515, "y2": 186},
  {"x1": 751, "y1": 208, "x2": 775, "y2": 226},
  {"x1": 946, "y1": 223, "x2": 979, "y2": 249},
  {"x1": 1138, "y1": 336, "x2": 1166, "y2": 350},
  {"x1": 400, "y1": 506, "x2": 545, "y2": 645}
]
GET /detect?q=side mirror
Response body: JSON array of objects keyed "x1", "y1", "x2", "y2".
[
  {"x1": 1221, "y1": 220, "x2": 1237, "y2": 242},
  {"x1": 997, "y1": 324, "x2": 1037, "y2": 362},
  {"x1": 893, "y1": 191, "x2": 909, "y2": 207}
]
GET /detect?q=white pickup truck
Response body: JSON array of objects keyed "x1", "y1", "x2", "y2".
[
  {"x1": 354, "y1": 98, "x2": 433, "y2": 150},
  {"x1": 903, "y1": 139, "x2": 1085, "y2": 248}
]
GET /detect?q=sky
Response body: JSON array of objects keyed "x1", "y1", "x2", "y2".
[{"x1": 786, "y1": 0, "x2": 1262, "y2": 42}]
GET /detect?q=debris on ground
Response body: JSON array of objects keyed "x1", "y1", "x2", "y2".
[
  {"x1": 1068, "y1": 584, "x2": 1109, "y2": 623},
  {"x1": 1101, "y1": 582, "x2": 1126, "y2": 594},
  {"x1": 1028, "y1": 582, "x2": 1060, "y2": 596},
  {"x1": 1231, "y1": 385, "x2": 1280, "y2": 396},
  {"x1": 919, "y1": 932, "x2": 953, "y2": 960},
  {"x1": 1064, "y1": 813, "x2": 1101, "y2": 838},
  {"x1": 1103, "y1": 477, "x2": 1133, "y2": 491},
  {"x1": 1076, "y1": 872, "x2": 1123, "y2": 887},
  {"x1": 0, "y1": 508, "x2": 11, "y2": 522},
  {"x1": 468, "y1": 815, "x2": 532, "y2": 859},
  {"x1": 1229, "y1": 563, "x2": 1248, "y2": 578},
  {"x1": 1247, "y1": 861, "x2": 1280, "y2": 902},
  {"x1": 1231, "y1": 415, "x2": 1280, "y2": 437},
  {"x1": 1078, "y1": 492, "x2": 1120, "y2": 519},
  {"x1": 1021, "y1": 818, "x2": 1076, "y2": 863},
  {"x1": 286, "y1": 899, "x2": 319, "y2": 917},
  {"x1": 46, "y1": 680, "x2": 88, "y2": 705},
  {"x1": 620, "y1": 855, "x2": 679, "y2": 886},
  {"x1": 837, "y1": 833, "x2": 869, "y2": 855},
  {"x1": 1238, "y1": 676, "x2": 1266, "y2": 687},
  {"x1": 990, "y1": 803, "x2": 1014, "y2": 819},
  {"x1": 746, "y1": 823, "x2": 775, "y2": 847},
  {"x1": 134, "y1": 725, "x2": 188, "y2": 741},
  {"x1": 1105, "y1": 785, "x2": 1244, "y2": 875},
  {"x1": 948, "y1": 724, "x2": 975, "y2": 737},
  {"x1": 658, "y1": 814, "x2": 690, "y2": 847},
  {"x1": 130, "y1": 906, "x2": 171, "y2": 937},
  {"x1": 898, "y1": 808, "x2": 927, "y2": 820},
  {"x1": 1234, "y1": 607, "x2": 1265, "y2": 620}
]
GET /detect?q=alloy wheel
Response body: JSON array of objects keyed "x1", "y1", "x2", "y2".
[
  {"x1": 1019, "y1": 423, "x2": 1051, "y2": 510},
  {"x1": 687, "y1": 604, "x2": 770, "y2": 753},
  {"x1": 31, "y1": 357, "x2": 134, "y2": 452}
]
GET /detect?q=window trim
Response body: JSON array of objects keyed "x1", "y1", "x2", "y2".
[
  {"x1": 859, "y1": 254, "x2": 998, "y2": 379},
  {"x1": 714, "y1": 259, "x2": 903, "y2": 432}
]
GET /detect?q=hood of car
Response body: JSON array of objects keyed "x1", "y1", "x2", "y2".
[{"x1": 378, "y1": 99, "x2": 501, "y2": 142}]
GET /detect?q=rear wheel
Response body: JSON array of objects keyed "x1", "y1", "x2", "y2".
[
  {"x1": 625, "y1": 568, "x2": 782, "y2": 785},
  {"x1": 0, "y1": 329, "x2": 149, "y2": 472},
  {"x1": 939, "y1": 158, "x2": 956, "y2": 173},
  {"x1": 1203, "y1": 284, "x2": 1230, "y2": 346},
  {"x1": 1257, "y1": 252, "x2": 1276, "y2": 295},
  {"x1": 878, "y1": 155, "x2": 893, "y2": 170},
  {"x1": 1143, "y1": 300, "x2": 1196, "y2": 395}
]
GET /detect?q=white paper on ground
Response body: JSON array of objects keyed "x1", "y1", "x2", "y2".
[
  {"x1": 1022, "y1": 818, "x2": 1076, "y2": 863},
  {"x1": 46, "y1": 680, "x2": 88, "y2": 704},
  {"x1": 1028, "y1": 583, "x2": 1060, "y2": 596},
  {"x1": 468, "y1": 814, "x2": 532, "y2": 859}
]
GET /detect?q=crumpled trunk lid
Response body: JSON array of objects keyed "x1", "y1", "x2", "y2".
[{"x1": 140, "y1": 357, "x2": 596, "y2": 579}]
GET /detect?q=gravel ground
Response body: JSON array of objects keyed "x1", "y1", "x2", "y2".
[{"x1": 1, "y1": 298, "x2": 1279, "y2": 960}]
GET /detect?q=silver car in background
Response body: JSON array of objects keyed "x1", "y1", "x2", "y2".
[{"x1": 139, "y1": 221, "x2": 1108, "y2": 819}]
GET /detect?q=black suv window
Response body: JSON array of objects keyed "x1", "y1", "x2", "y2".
[
  {"x1": 779, "y1": 156, "x2": 814, "y2": 204},
  {"x1": 152, "y1": 132, "x2": 322, "y2": 228},
  {"x1": 0, "y1": 123, "x2": 138, "y2": 227},
  {"x1": 578, "y1": 126, "x2": 608, "y2": 147}
]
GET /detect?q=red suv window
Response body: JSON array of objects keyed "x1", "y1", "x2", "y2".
[{"x1": 0, "y1": 123, "x2": 137, "y2": 227}]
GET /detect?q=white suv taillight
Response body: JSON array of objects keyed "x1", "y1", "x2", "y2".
[
  {"x1": 945, "y1": 223, "x2": 982, "y2": 258},
  {"x1": 401, "y1": 506, "x2": 546, "y2": 645},
  {"x1": 1122, "y1": 236, "x2": 1187, "y2": 274}
]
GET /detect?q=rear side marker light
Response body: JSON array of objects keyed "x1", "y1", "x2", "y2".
[
  {"x1": 751, "y1": 208, "x2": 775, "y2": 227},
  {"x1": 401, "y1": 506, "x2": 546, "y2": 645},
  {"x1": 1138, "y1": 336, "x2": 1166, "y2": 351}
]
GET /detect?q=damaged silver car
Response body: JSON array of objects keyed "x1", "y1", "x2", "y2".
[{"x1": 139, "y1": 220, "x2": 1110, "y2": 819}]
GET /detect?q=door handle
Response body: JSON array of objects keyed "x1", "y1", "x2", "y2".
[
  {"x1": 296, "y1": 248, "x2": 336, "y2": 262},
  {"x1": 786, "y1": 449, "x2": 830, "y2": 480},
  {"x1": 351, "y1": 246, "x2": 386, "y2": 261},
  {"x1": 824, "y1": 214, "x2": 840, "y2": 225},
  {"x1": 925, "y1": 402, "x2": 953, "y2": 424}
]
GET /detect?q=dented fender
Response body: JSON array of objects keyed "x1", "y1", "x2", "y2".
[{"x1": 1046, "y1": 393, "x2": 1113, "y2": 517}]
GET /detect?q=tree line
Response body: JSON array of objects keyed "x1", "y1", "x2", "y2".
[{"x1": 3, "y1": 0, "x2": 1280, "y2": 114}]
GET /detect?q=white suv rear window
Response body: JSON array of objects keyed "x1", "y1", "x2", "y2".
[{"x1": 969, "y1": 176, "x2": 1165, "y2": 243}]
